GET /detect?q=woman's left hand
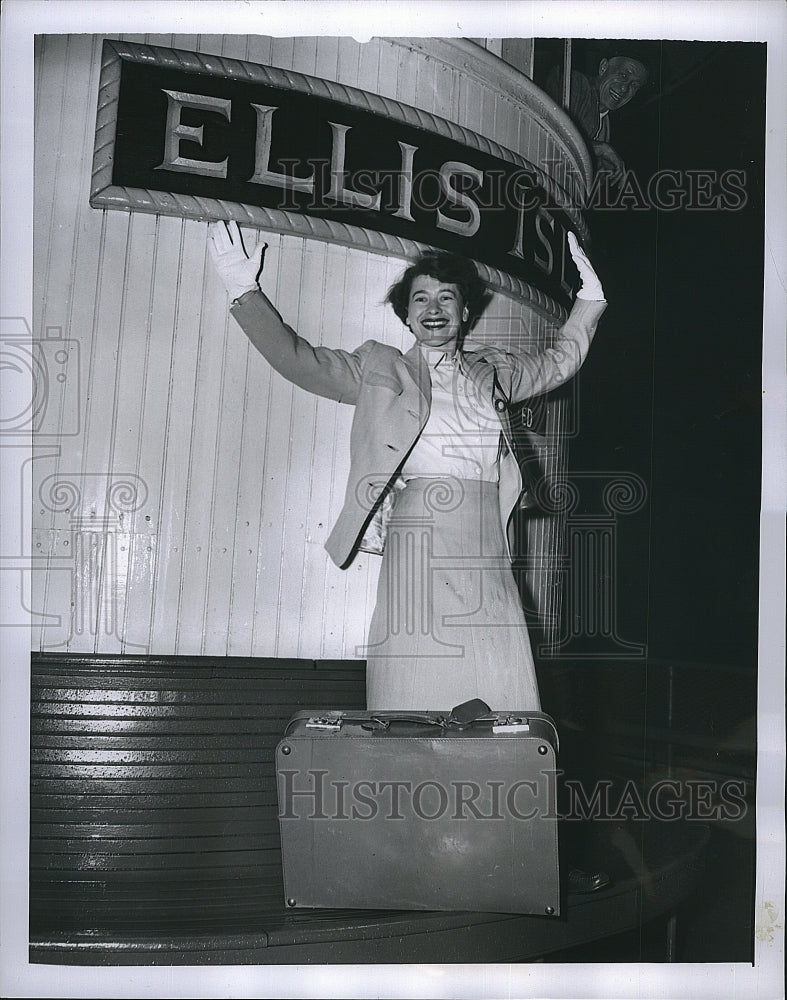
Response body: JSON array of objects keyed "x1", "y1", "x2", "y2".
[
  {"x1": 567, "y1": 232, "x2": 605, "y2": 301},
  {"x1": 208, "y1": 220, "x2": 268, "y2": 302}
]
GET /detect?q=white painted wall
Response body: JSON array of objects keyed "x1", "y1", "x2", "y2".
[{"x1": 32, "y1": 34, "x2": 585, "y2": 656}]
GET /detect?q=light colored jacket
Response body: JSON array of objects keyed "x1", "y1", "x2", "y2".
[{"x1": 231, "y1": 290, "x2": 607, "y2": 568}]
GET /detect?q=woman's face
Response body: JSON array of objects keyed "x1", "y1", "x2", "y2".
[{"x1": 405, "y1": 274, "x2": 467, "y2": 353}]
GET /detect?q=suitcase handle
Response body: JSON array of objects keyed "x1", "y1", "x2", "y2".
[
  {"x1": 363, "y1": 699, "x2": 494, "y2": 731},
  {"x1": 363, "y1": 714, "x2": 448, "y2": 731}
]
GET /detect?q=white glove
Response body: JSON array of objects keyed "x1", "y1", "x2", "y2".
[
  {"x1": 568, "y1": 231, "x2": 605, "y2": 301},
  {"x1": 208, "y1": 220, "x2": 268, "y2": 302}
]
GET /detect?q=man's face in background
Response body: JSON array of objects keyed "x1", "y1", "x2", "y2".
[{"x1": 597, "y1": 56, "x2": 648, "y2": 111}]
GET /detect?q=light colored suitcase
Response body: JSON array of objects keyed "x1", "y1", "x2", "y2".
[{"x1": 276, "y1": 707, "x2": 561, "y2": 915}]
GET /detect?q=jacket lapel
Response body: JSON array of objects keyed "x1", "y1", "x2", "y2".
[{"x1": 403, "y1": 342, "x2": 431, "y2": 409}]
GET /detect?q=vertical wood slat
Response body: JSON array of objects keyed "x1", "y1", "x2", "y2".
[
  {"x1": 173, "y1": 226, "x2": 230, "y2": 652},
  {"x1": 34, "y1": 35, "x2": 103, "y2": 652},
  {"x1": 291, "y1": 36, "x2": 319, "y2": 76},
  {"x1": 395, "y1": 42, "x2": 418, "y2": 108},
  {"x1": 226, "y1": 246, "x2": 276, "y2": 657},
  {"x1": 375, "y1": 39, "x2": 402, "y2": 105},
  {"x1": 32, "y1": 34, "x2": 68, "y2": 652},
  {"x1": 275, "y1": 241, "x2": 326, "y2": 656},
  {"x1": 253, "y1": 238, "x2": 301, "y2": 655},
  {"x1": 298, "y1": 248, "x2": 349, "y2": 659},
  {"x1": 148, "y1": 219, "x2": 203, "y2": 651}
]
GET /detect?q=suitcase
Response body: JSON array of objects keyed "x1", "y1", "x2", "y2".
[{"x1": 275, "y1": 706, "x2": 561, "y2": 915}]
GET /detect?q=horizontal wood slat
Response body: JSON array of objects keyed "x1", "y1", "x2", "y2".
[{"x1": 30, "y1": 653, "x2": 365, "y2": 949}]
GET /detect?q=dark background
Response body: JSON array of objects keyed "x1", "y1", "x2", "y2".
[
  {"x1": 577, "y1": 39, "x2": 763, "y2": 666},
  {"x1": 531, "y1": 39, "x2": 765, "y2": 963}
]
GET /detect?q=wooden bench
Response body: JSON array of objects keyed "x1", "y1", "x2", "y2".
[{"x1": 29, "y1": 653, "x2": 709, "y2": 965}]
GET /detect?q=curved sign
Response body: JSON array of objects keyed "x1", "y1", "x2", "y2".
[{"x1": 91, "y1": 40, "x2": 583, "y2": 315}]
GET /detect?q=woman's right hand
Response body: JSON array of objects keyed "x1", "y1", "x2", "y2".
[{"x1": 208, "y1": 220, "x2": 268, "y2": 302}]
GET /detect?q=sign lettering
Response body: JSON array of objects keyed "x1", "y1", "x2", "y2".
[{"x1": 93, "y1": 42, "x2": 583, "y2": 309}]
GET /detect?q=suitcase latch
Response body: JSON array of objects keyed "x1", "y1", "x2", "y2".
[
  {"x1": 492, "y1": 715, "x2": 531, "y2": 734},
  {"x1": 305, "y1": 714, "x2": 344, "y2": 731}
]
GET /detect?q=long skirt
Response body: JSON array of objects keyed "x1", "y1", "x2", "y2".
[{"x1": 364, "y1": 477, "x2": 540, "y2": 712}]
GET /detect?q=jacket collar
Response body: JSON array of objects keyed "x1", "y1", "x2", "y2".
[{"x1": 402, "y1": 341, "x2": 510, "y2": 408}]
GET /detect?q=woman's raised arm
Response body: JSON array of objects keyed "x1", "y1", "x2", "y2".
[{"x1": 208, "y1": 221, "x2": 367, "y2": 404}]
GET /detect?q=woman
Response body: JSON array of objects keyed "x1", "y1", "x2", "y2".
[{"x1": 208, "y1": 222, "x2": 606, "y2": 711}]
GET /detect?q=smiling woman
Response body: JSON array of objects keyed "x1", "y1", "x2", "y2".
[{"x1": 208, "y1": 221, "x2": 606, "y2": 710}]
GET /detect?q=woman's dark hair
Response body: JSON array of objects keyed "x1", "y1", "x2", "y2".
[{"x1": 385, "y1": 251, "x2": 491, "y2": 329}]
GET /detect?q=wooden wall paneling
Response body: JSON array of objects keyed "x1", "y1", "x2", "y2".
[
  {"x1": 33, "y1": 38, "x2": 66, "y2": 274},
  {"x1": 314, "y1": 35, "x2": 341, "y2": 85},
  {"x1": 66, "y1": 210, "x2": 131, "y2": 653},
  {"x1": 297, "y1": 398, "x2": 344, "y2": 659},
  {"x1": 455, "y1": 64, "x2": 470, "y2": 134},
  {"x1": 375, "y1": 39, "x2": 402, "y2": 105},
  {"x1": 217, "y1": 33, "x2": 251, "y2": 63},
  {"x1": 290, "y1": 378, "x2": 329, "y2": 657},
  {"x1": 462, "y1": 74, "x2": 485, "y2": 136},
  {"x1": 394, "y1": 42, "x2": 418, "y2": 108},
  {"x1": 356, "y1": 37, "x2": 382, "y2": 95},
  {"x1": 32, "y1": 34, "x2": 584, "y2": 660},
  {"x1": 336, "y1": 37, "x2": 362, "y2": 88},
  {"x1": 270, "y1": 36, "x2": 296, "y2": 73},
  {"x1": 544, "y1": 135, "x2": 566, "y2": 201},
  {"x1": 32, "y1": 35, "x2": 73, "y2": 651},
  {"x1": 535, "y1": 121, "x2": 550, "y2": 179},
  {"x1": 194, "y1": 35, "x2": 225, "y2": 60},
  {"x1": 135, "y1": 216, "x2": 190, "y2": 654},
  {"x1": 516, "y1": 107, "x2": 533, "y2": 175},
  {"x1": 332, "y1": 257, "x2": 380, "y2": 659},
  {"x1": 76, "y1": 212, "x2": 130, "y2": 493},
  {"x1": 480, "y1": 83, "x2": 498, "y2": 148},
  {"x1": 224, "y1": 239, "x2": 281, "y2": 658},
  {"x1": 36, "y1": 36, "x2": 98, "y2": 339},
  {"x1": 481, "y1": 39, "x2": 504, "y2": 59},
  {"x1": 498, "y1": 92, "x2": 520, "y2": 157},
  {"x1": 432, "y1": 59, "x2": 456, "y2": 121},
  {"x1": 414, "y1": 45, "x2": 438, "y2": 116},
  {"x1": 95, "y1": 211, "x2": 160, "y2": 654},
  {"x1": 120, "y1": 216, "x2": 181, "y2": 652},
  {"x1": 250, "y1": 238, "x2": 302, "y2": 655},
  {"x1": 273, "y1": 240, "x2": 327, "y2": 657},
  {"x1": 291, "y1": 36, "x2": 319, "y2": 77},
  {"x1": 143, "y1": 35, "x2": 176, "y2": 51},
  {"x1": 201, "y1": 255, "x2": 249, "y2": 656},
  {"x1": 350, "y1": 250, "x2": 399, "y2": 651},
  {"x1": 313, "y1": 249, "x2": 367, "y2": 657},
  {"x1": 146, "y1": 219, "x2": 204, "y2": 652},
  {"x1": 36, "y1": 233, "x2": 106, "y2": 649},
  {"x1": 173, "y1": 224, "x2": 234, "y2": 652},
  {"x1": 296, "y1": 247, "x2": 349, "y2": 659},
  {"x1": 33, "y1": 35, "x2": 47, "y2": 135},
  {"x1": 245, "y1": 34, "x2": 274, "y2": 68},
  {"x1": 167, "y1": 35, "x2": 202, "y2": 55},
  {"x1": 331, "y1": 249, "x2": 376, "y2": 656},
  {"x1": 501, "y1": 38, "x2": 535, "y2": 79}
]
